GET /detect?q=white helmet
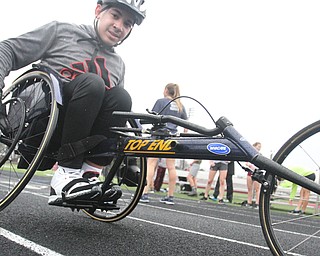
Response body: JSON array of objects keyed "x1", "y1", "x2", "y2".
[{"x1": 97, "y1": 0, "x2": 146, "y2": 25}]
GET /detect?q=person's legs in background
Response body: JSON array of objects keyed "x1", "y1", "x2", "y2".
[
  {"x1": 187, "y1": 173, "x2": 197, "y2": 196},
  {"x1": 301, "y1": 188, "x2": 311, "y2": 213},
  {"x1": 201, "y1": 169, "x2": 217, "y2": 200},
  {"x1": 187, "y1": 162, "x2": 200, "y2": 196},
  {"x1": 246, "y1": 174, "x2": 254, "y2": 207},
  {"x1": 291, "y1": 187, "x2": 310, "y2": 214},
  {"x1": 140, "y1": 158, "x2": 158, "y2": 203},
  {"x1": 212, "y1": 170, "x2": 233, "y2": 203},
  {"x1": 252, "y1": 180, "x2": 261, "y2": 208},
  {"x1": 212, "y1": 177, "x2": 220, "y2": 201},
  {"x1": 290, "y1": 173, "x2": 315, "y2": 214},
  {"x1": 160, "y1": 159, "x2": 176, "y2": 205},
  {"x1": 226, "y1": 172, "x2": 234, "y2": 203},
  {"x1": 154, "y1": 166, "x2": 166, "y2": 191},
  {"x1": 226, "y1": 162, "x2": 234, "y2": 203},
  {"x1": 217, "y1": 170, "x2": 227, "y2": 204}
]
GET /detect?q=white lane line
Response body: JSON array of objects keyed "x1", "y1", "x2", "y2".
[
  {"x1": 0, "y1": 227, "x2": 64, "y2": 256},
  {"x1": 22, "y1": 189, "x2": 49, "y2": 198},
  {"x1": 128, "y1": 215, "x2": 268, "y2": 249},
  {"x1": 138, "y1": 204, "x2": 261, "y2": 228},
  {"x1": 127, "y1": 216, "x2": 302, "y2": 256},
  {"x1": 25, "y1": 184, "x2": 48, "y2": 190}
]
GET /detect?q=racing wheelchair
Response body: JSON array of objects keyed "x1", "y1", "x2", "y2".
[
  {"x1": 1, "y1": 66, "x2": 320, "y2": 255},
  {"x1": 0, "y1": 66, "x2": 147, "y2": 223}
]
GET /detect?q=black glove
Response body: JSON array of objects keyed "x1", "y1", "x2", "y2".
[
  {"x1": 0, "y1": 78, "x2": 3, "y2": 87},
  {"x1": 0, "y1": 83, "x2": 4, "y2": 114},
  {"x1": 0, "y1": 85, "x2": 10, "y2": 136},
  {"x1": 0, "y1": 79, "x2": 3, "y2": 107}
]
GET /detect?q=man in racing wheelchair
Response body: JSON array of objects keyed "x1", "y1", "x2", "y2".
[{"x1": 0, "y1": 0, "x2": 146, "y2": 205}]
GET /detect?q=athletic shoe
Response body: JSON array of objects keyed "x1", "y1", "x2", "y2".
[
  {"x1": 160, "y1": 196, "x2": 175, "y2": 205},
  {"x1": 81, "y1": 167, "x2": 123, "y2": 203},
  {"x1": 289, "y1": 209, "x2": 302, "y2": 215},
  {"x1": 149, "y1": 188, "x2": 155, "y2": 194},
  {"x1": 48, "y1": 166, "x2": 102, "y2": 205},
  {"x1": 251, "y1": 203, "x2": 259, "y2": 209},
  {"x1": 188, "y1": 190, "x2": 198, "y2": 196},
  {"x1": 81, "y1": 168, "x2": 101, "y2": 181},
  {"x1": 218, "y1": 199, "x2": 225, "y2": 205},
  {"x1": 209, "y1": 195, "x2": 218, "y2": 201},
  {"x1": 200, "y1": 196, "x2": 208, "y2": 200},
  {"x1": 140, "y1": 194, "x2": 149, "y2": 203}
]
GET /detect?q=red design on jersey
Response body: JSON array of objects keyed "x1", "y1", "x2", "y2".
[{"x1": 60, "y1": 56, "x2": 111, "y2": 89}]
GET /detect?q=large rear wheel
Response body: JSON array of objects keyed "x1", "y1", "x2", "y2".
[{"x1": 0, "y1": 70, "x2": 58, "y2": 211}]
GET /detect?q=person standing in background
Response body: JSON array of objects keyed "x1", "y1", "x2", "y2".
[
  {"x1": 245, "y1": 142, "x2": 262, "y2": 208},
  {"x1": 201, "y1": 160, "x2": 229, "y2": 204},
  {"x1": 140, "y1": 83, "x2": 188, "y2": 205},
  {"x1": 211, "y1": 161, "x2": 234, "y2": 203},
  {"x1": 282, "y1": 166, "x2": 316, "y2": 215},
  {"x1": 187, "y1": 159, "x2": 202, "y2": 196}
]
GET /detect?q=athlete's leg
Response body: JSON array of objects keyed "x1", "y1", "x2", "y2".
[
  {"x1": 204, "y1": 170, "x2": 217, "y2": 198},
  {"x1": 143, "y1": 158, "x2": 158, "y2": 194},
  {"x1": 166, "y1": 158, "x2": 177, "y2": 197},
  {"x1": 218, "y1": 170, "x2": 227, "y2": 200},
  {"x1": 246, "y1": 175, "x2": 253, "y2": 205}
]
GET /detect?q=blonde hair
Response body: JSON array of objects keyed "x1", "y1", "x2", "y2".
[{"x1": 165, "y1": 83, "x2": 184, "y2": 112}]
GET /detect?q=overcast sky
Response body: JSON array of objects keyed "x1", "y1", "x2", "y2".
[{"x1": 1, "y1": 0, "x2": 320, "y2": 161}]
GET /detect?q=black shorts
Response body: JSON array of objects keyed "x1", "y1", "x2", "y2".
[
  {"x1": 305, "y1": 173, "x2": 316, "y2": 181},
  {"x1": 210, "y1": 162, "x2": 228, "y2": 171}
]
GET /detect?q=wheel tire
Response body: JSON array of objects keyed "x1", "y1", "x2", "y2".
[{"x1": 0, "y1": 70, "x2": 58, "y2": 211}]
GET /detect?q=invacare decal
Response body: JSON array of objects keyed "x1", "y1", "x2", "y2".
[{"x1": 207, "y1": 143, "x2": 231, "y2": 155}]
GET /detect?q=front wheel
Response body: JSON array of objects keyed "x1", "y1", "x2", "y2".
[
  {"x1": 82, "y1": 156, "x2": 147, "y2": 222},
  {"x1": 260, "y1": 120, "x2": 320, "y2": 255}
]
